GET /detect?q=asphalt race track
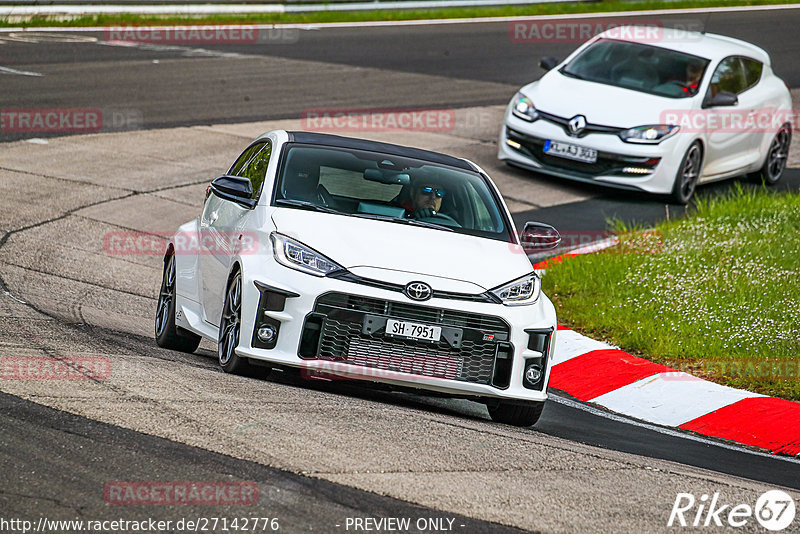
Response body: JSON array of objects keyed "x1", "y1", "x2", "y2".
[{"x1": 1, "y1": 6, "x2": 799, "y2": 533}]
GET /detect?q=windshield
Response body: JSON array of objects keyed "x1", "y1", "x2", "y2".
[
  {"x1": 272, "y1": 144, "x2": 513, "y2": 242},
  {"x1": 561, "y1": 39, "x2": 710, "y2": 98}
]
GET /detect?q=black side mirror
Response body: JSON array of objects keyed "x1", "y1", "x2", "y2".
[
  {"x1": 539, "y1": 56, "x2": 559, "y2": 72},
  {"x1": 521, "y1": 222, "x2": 561, "y2": 251},
  {"x1": 210, "y1": 175, "x2": 256, "y2": 208},
  {"x1": 702, "y1": 91, "x2": 738, "y2": 109}
]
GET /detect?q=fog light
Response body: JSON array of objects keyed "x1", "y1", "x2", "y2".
[
  {"x1": 506, "y1": 138, "x2": 522, "y2": 150},
  {"x1": 257, "y1": 325, "x2": 276, "y2": 343},
  {"x1": 524, "y1": 364, "x2": 543, "y2": 385}
]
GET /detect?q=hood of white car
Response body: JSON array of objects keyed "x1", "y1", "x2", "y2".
[
  {"x1": 271, "y1": 209, "x2": 532, "y2": 292},
  {"x1": 521, "y1": 71, "x2": 696, "y2": 127}
]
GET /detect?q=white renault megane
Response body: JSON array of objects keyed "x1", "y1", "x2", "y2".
[
  {"x1": 155, "y1": 130, "x2": 561, "y2": 426},
  {"x1": 499, "y1": 26, "x2": 793, "y2": 203}
]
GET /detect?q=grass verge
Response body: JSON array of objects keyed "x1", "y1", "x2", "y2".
[
  {"x1": 541, "y1": 184, "x2": 800, "y2": 401},
  {"x1": 0, "y1": 0, "x2": 798, "y2": 28}
]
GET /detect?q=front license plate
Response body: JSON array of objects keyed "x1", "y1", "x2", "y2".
[
  {"x1": 544, "y1": 140, "x2": 598, "y2": 163},
  {"x1": 385, "y1": 319, "x2": 442, "y2": 342}
]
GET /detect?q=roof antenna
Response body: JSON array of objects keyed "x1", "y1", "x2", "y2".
[{"x1": 700, "y1": 12, "x2": 711, "y2": 34}]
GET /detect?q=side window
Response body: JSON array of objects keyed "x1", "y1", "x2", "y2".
[
  {"x1": 228, "y1": 142, "x2": 266, "y2": 177},
  {"x1": 464, "y1": 182, "x2": 502, "y2": 233},
  {"x1": 239, "y1": 142, "x2": 272, "y2": 200},
  {"x1": 708, "y1": 57, "x2": 747, "y2": 97},
  {"x1": 465, "y1": 184, "x2": 492, "y2": 231},
  {"x1": 741, "y1": 57, "x2": 763, "y2": 90}
]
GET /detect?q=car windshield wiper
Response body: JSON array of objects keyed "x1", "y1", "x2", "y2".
[
  {"x1": 274, "y1": 199, "x2": 344, "y2": 215},
  {"x1": 559, "y1": 68, "x2": 585, "y2": 80},
  {"x1": 351, "y1": 213, "x2": 453, "y2": 232}
]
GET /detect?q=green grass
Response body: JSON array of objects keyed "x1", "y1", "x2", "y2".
[
  {"x1": 542, "y1": 185, "x2": 800, "y2": 401},
  {"x1": 1, "y1": 0, "x2": 797, "y2": 28}
]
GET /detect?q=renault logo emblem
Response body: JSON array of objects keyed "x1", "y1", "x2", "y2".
[
  {"x1": 568, "y1": 115, "x2": 587, "y2": 136},
  {"x1": 404, "y1": 282, "x2": 433, "y2": 301}
]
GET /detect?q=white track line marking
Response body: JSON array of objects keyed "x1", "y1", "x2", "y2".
[
  {"x1": 0, "y1": 3, "x2": 799, "y2": 32},
  {"x1": 0, "y1": 66, "x2": 43, "y2": 77},
  {"x1": 3, "y1": 290, "x2": 28, "y2": 304},
  {"x1": 98, "y1": 40, "x2": 245, "y2": 58},
  {"x1": 549, "y1": 394, "x2": 800, "y2": 464}
]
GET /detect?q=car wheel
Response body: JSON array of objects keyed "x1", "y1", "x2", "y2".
[
  {"x1": 155, "y1": 253, "x2": 201, "y2": 353},
  {"x1": 670, "y1": 142, "x2": 702, "y2": 204},
  {"x1": 218, "y1": 270, "x2": 251, "y2": 375},
  {"x1": 750, "y1": 125, "x2": 791, "y2": 185},
  {"x1": 487, "y1": 401, "x2": 544, "y2": 427}
]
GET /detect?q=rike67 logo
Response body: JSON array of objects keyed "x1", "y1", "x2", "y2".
[{"x1": 668, "y1": 490, "x2": 796, "y2": 531}]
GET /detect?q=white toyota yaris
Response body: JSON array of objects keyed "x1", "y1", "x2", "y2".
[
  {"x1": 499, "y1": 26, "x2": 793, "y2": 203},
  {"x1": 155, "y1": 130, "x2": 561, "y2": 426}
]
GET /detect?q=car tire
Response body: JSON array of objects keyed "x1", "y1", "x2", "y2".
[
  {"x1": 487, "y1": 401, "x2": 545, "y2": 427},
  {"x1": 749, "y1": 124, "x2": 791, "y2": 185},
  {"x1": 218, "y1": 270, "x2": 252, "y2": 375},
  {"x1": 670, "y1": 141, "x2": 703, "y2": 204},
  {"x1": 155, "y1": 253, "x2": 202, "y2": 353}
]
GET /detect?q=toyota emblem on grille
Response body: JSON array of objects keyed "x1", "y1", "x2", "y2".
[
  {"x1": 568, "y1": 115, "x2": 587, "y2": 136},
  {"x1": 404, "y1": 281, "x2": 433, "y2": 301}
]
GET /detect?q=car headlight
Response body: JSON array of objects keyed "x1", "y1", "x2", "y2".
[
  {"x1": 511, "y1": 93, "x2": 539, "y2": 122},
  {"x1": 490, "y1": 272, "x2": 541, "y2": 306},
  {"x1": 270, "y1": 233, "x2": 343, "y2": 276},
  {"x1": 619, "y1": 124, "x2": 679, "y2": 144}
]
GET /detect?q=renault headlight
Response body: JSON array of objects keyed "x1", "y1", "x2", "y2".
[
  {"x1": 619, "y1": 124, "x2": 679, "y2": 144},
  {"x1": 511, "y1": 93, "x2": 539, "y2": 122},
  {"x1": 270, "y1": 233, "x2": 343, "y2": 276},
  {"x1": 490, "y1": 272, "x2": 541, "y2": 306}
]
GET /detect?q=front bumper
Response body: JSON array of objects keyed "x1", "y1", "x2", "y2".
[
  {"x1": 235, "y1": 261, "x2": 557, "y2": 403},
  {"x1": 498, "y1": 111, "x2": 687, "y2": 195}
]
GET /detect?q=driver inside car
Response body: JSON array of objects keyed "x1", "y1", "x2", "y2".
[{"x1": 399, "y1": 178, "x2": 446, "y2": 220}]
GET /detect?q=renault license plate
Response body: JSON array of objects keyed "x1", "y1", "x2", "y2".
[{"x1": 544, "y1": 140, "x2": 598, "y2": 163}]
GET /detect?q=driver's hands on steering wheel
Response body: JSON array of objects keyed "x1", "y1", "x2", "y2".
[{"x1": 410, "y1": 208, "x2": 437, "y2": 219}]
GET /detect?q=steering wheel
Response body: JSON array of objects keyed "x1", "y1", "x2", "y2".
[
  {"x1": 665, "y1": 80, "x2": 692, "y2": 90},
  {"x1": 417, "y1": 212, "x2": 462, "y2": 227},
  {"x1": 610, "y1": 61, "x2": 659, "y2": 87}
]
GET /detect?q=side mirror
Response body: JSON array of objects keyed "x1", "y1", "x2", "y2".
[
  {"x1": 539, "y1": 56, "x2": 559, "y2": 72},
  {"x1": 521, "y1": 222, "x2": 561, "y2": 250},
  {"x1": 702, "y1": 91, "x2": 738, "y2": 109},
  {"x1": 210, "y1": 175, "x2": 256, "y2": 208}
]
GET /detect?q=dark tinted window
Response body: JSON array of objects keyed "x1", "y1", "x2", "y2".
[
  {"x1": 560, "y1": 39, "x2": 710, "y2": 98},
  {"x1": 274, "y1": 145, "x2": 511, "y2": 241},
  {"x1": 742, "y1": 57, "x2": 763, "y2": 89},
  {"x1": 239, "y1": 142, "x2": 272, "y2": 200},
  {"x1": 708, "y1": 57, "x2": 748, "y2": 96},
  {"x1": 229, "y1": 141, "x2": 266, "y2": 176}
]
